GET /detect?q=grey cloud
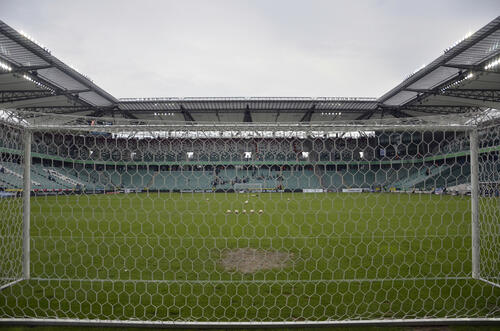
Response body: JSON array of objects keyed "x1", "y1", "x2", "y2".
[{"x1": 1, "y1": 0, "x2": 499, "y2": 97}]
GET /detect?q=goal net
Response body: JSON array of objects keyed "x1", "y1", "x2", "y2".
[
  {"x1": 233, "y1": 182, "x2": 263, "y2": 193},
  {"x1": 477, "y1": 120, "x2": 500, "y2": 288},
  {"x1": 0, "y1": 110, "x2": 498, "y2": 325}
]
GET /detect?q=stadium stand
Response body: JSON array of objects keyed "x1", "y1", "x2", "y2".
[
  {"x1": 2, "y1": 121, "x2": 495, "y2": 193},
  {"x1": 0, "y1": 131, "x2": 479, "y2": 192}
]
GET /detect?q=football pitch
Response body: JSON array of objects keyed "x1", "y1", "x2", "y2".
[{"x1": 0, "y1": 192, "x2": 498, "y2": 321}]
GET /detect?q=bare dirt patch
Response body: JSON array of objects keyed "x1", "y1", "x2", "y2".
[
  {"x1": 412, "y1": 327, "x2": 451, "y2": 331},
  {"x1": 220, "y1": 248, "x2": 293, "y2": 273}
]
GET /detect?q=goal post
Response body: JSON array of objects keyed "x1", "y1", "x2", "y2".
[
  {"x1": 470, "y1": 128, "x2": 480, "y2": 279},
  {"x1": 0, "y1": 120, "x2": 26, "y2": 290},
  {"x1": 476, "y1": 120, "x2": 500, "y2": 288},
  {"x1": 233, "y1": 182, "x2": 263, "y2": 193},
  {"x1": 22, "y1": 129, "x2": 31, "y2": 280},
  {"x1": 0, "y1": 110, "x2": 499, "y2": 325}
]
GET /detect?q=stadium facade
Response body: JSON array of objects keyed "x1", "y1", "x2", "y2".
[{"x1": 0, "y1": 16, "x2": 499, "y2": 327}]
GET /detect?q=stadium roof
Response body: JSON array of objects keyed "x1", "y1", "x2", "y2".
[
  {"x1": 118, "y1": 97, "x2": 378, "y2": 122},
  {"x1": 0, "y1": 21, "x2": 117, "y2": 113},
  {"x1": 379, "y1": 16, "x2": 500, "y2": 117},
  {"x1": 0, "y1": 16, "x2": 499, "y2": 123}
]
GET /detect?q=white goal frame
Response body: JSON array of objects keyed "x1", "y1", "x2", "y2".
[
  {"x1": 0, "y1": 110, "x2": 498, "y2": 327},
  {"x1": 233, "y1": 182, "x2": 264, "y2": 192}
]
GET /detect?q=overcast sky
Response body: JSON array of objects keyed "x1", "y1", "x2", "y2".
[{"x1": 1, "y1": 0, "x2": 499, "y2": 98}]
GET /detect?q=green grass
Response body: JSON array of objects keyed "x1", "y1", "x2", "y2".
[
  {"x1": 1, "y1": 327, "x2": 500, "y2": 331},
  {"x1": 1, "y1": 326, "x2": 500, "y2": 331},
  {"x1": 0, "y1": 192, "x2": 498, "y2": 322}
]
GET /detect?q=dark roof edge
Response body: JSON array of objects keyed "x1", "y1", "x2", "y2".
[{"x1": 118, "y1": 97, "x2": 378, "y2": 102}]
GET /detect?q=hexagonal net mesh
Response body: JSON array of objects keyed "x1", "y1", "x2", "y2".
[
  {"x1": 477, "y1": 120, "x2": 500, "y2": 289},
  {"x1": 0, "y1": 120, "x2": 24, "y2": 291},
  {"x1": 0, "y1": 111, "x2": 498, "y2": 324}
]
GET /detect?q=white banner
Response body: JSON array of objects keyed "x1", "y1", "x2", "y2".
[
  {"x1": 342, "y1": 188, "x2": 363, "y2": 193},
  {"x1": 303, "y1": 189, "x2": 324, "y2": 193}
]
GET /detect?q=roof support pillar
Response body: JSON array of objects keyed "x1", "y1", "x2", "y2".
[
  {"x1": 180, "y1": 105, "x2": 195, "y2": 122},
  {"x1": 243, "y1": 105, "x2": 252, "y2": 122},
  {"x1": 300, "y1": 104, "x2": 316, "y2": 122}
]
